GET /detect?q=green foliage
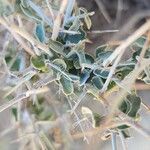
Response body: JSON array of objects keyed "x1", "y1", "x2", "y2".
[
  {"x1": 119, "y1": 94, "x2": 141, "y2": 118},
  {"x1": 31, "y1": 55, "x2": 48, "y2": 72}
]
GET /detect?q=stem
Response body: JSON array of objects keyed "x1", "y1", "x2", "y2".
[{"x1": 111, "y1": 132, "x2": 117, "y2": 150}]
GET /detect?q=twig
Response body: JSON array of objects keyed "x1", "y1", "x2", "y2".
[
  {"x1": 118, "y1": 130, "x2": 127, "y2": 150},
  {"x1": 70, "y1": 91, "x2": 87, "y2": 115},
  {"x1": 111, "y1": 132, "x2": 117, "y2": 150},
  {"x1": 103, "y1": 20, "x2": 150, "y2": 67},
  {"x1": 138, "y1": 30, "x2": 150, "y2": 65},
  {"x1": 0, "y1": 17, "x2": 53, "y2": 57},
  {"x1": 63, "y1": 0, "x2": 75, "y2": 27},
  {"x1": 87, "y1": 30, "x2": 119, "y2": 34},
  {"x1": 51, "y1": 0, "x2": 68, "y2": 40},
  {"x1": 45, "y1": 0, "x2": 55, "y2": 21},
  {"x1": 101, "y1": 20, "x2": 150, "y2": 92},
  {"x1": 103, "y1": 58, "x2": 150, "y2": 126},
  {"x1": 0, "y1": 87, "x2": 49, "y2": 113}
]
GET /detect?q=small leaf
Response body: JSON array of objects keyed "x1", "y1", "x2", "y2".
[
  {"x1": 95, "y1": 45, "x2": 107, "y2": 58},
  {"x1": 93, "y1": 113, "x2": 102, "y2": 127},
  {"x1": 53, "y1": 59, "x2": 67, "y2": 71},
  {"x1": 86, "y1": 85, "x2": 100, "y2": 100},
  {"x1": 12, "y1": 107, "x2": 17, "y2": 121},
  {"x1": 121, "y1": 130, "x2": 131, "y2": 139},
  {"x1": 49, "y1": 39, "x2": 64, "y2": 55},
  {"x1": 115, "y1": 66, "x2": 133, "y2": 80},
  {"x1": 92, "y1": 76, "x2": 104, "y2": 90},
  {"x1": 69, "y1": 18, "x2": 80, "y2": 31},
  {"x1": 134, "y1": 36, "x2": 146, "y2": 48},
  {"x1": 119, "y1": 94, "x2": 141, "y2": 118},
  {"x1": 65, "y1": 28, "x2": 86, "y2": 44},
  {"x1": 11, "y1": 57, "x2": 21, "y2": 71},
  {"x1": 60, "y1": 75, "x2": 74, "y2": 95},
  {"x1": 107, "y1": 81, "x2": 116, "y2": 90},
  {"x1": 93, "y1": 69, "x2": 109, "y2": 79},
  {"x1": 80, "y1": 69, "x2": 91, "y2": 86},
  {"x1": 117, "y1": 125, "x2": 130, "y2": 130},
  {"x1": 84, "y1": 15, "x2": 92, "y2": 29},
  {"x1": 31, "y1": 55, "x2": 48, "y2": 72},
  {"x1": 96, "y1": 51, "x2": 112, "y2": 63},
  {"x1": 85, "y1": 53, "x2": 94, "y2": 64},
  {"x1": 35, "y1": 22, "x2": 45, "y2": 43}
]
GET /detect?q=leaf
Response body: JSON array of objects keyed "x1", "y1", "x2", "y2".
[
  {"x1": 97, "y1": 51, "x2": 112, "y2": 63},
  {"x1": 117, "y1": 125, "x2": 130, "y2": 130},
  {"x1": 107, "y1": 81, "x2": 116, "y2": 90},
  {"x1": 121, "y1": 130, "x2": 131, "y2": 139},
  {"x1": 95, "y1": 45, "x2": 107, "y2": 58},
  {"x1": 66, "y1": 50, "x2": 87, "y2": 69},
  {"x1": 11, "y1": 57, "x2": 21, "y2": 71},
  {"x1": 132, "y1": 46, "x2": 150, "y2": 62},
  {"x1": 86, "y1": 85, "x2": 100, "y2": 100},
  {"x1": 12, "y1": 107, "x2": 18, "y2": 121},
  {"x1": 119, "y1": 94, "x2": 141, "y2": 118},
  {"x1": 134, "y1": 36, "x2": 146, "y2": 48},
  {"x1": 93, "y1": 69, "x2": 109, "y2": 79},
  {"x1": 115, "y1": 66, "x2": 134, "y2": 80},
  {"x1": 84, "y1": 15, "x2": 92, "y2": 30},
  {"x1": 49, "y1": 39, "x2": 64, "y2": 55},
  {"x1": 85, "y1": 53, "x2": 94, "y2": 64},
  {"x1": 65, "y1": 28, "x2": 86, "y2": 44},
  {"x1": 80, "y1": 69, "x2": 91, "y2": 86},
  {"x1": 79, "y1": 7, "x2": 92, "y2": 30},
  {"x1": 52, "y1": 59, "x2": 67, "y2": 71},
  {"x1": 93, "y1": 113, "x2": 102, "y2": 127},
  {"x1": 92, "y1": 76, "x2": 103, "y2": 90},
  {"x1": 31, "y1": 55, "x2": 48, "y2": 72},
  {"x1": 69, "y1": 18, "x2": 80, "y2": 31},
  {"x1": 35, "y1": 22, "x2": 45, "y2": 43},
  {"x1": 60, "y1": 75, "x2": 74, "y2": 95}
]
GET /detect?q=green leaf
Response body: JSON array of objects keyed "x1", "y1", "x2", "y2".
[
  {"x1": 121, "y1": 130, "x2": 131, "y2": 139},
  {"x1": 35, "y1": 22, "x2": 45, "y2": 43},
  {"x1": 60, "y1": 75, "x2": 74, "y2": 95},
  {"x1": 86, "y1": 85, "x2": 100, "y2": 100},
  {"x1": 93, "y1": 69, "x2": 109, "y2": 79},
  {"x1": 92, "y1": 76, "x2": 103, "y2": 90},
  {"x1": 119, "y1": 94, "x2": 141, "y2": 118},
  {"x1": 117, "y1": 125, "x2": 130, "y2": 130},
  {"x1": 69, "y1": 18, "x2": 80, "y2": 31},
  {"x1": 11, "y1": 57, "x2": 21, "y2": 71},
  {"x1": 95, "y1": 45, "x2": 107, "y2": 58},
  {"x1": 134, "y1": 36, "x2": 146, "y2": 48},
  {"x1": 85, "y1": 53, "x2": 94, "y2": 64},
  {"x1": 65, "y1": 28, "x2": 86, "y2": 44},
  {"x1": 93, "y1": 113, "x2": 102, "y2": 127},
  {"x1": 49, "y1": 39, "x2": 64, "y2": 55},
  {"x1": 31, "y1": 55, "x2": 48, "y2": 72},
  {"x1": 80, "y1": 69, "x2": 91, "y2": 86},
  {"x1": 84, "y1": 15, "x2": 92, "y2": 29},
  {"x1": 52, "y1": 59, "x2": 67, "y2": 71},
  {"x1": 107, "y1": 81, "x2": 116, "y2": 90},
  {"x1": 12, "y1": 107, "x2": 17, "y2": 121},
  {"x1": 115, "y1": 66, "x2": 134, "y2": 80}
]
